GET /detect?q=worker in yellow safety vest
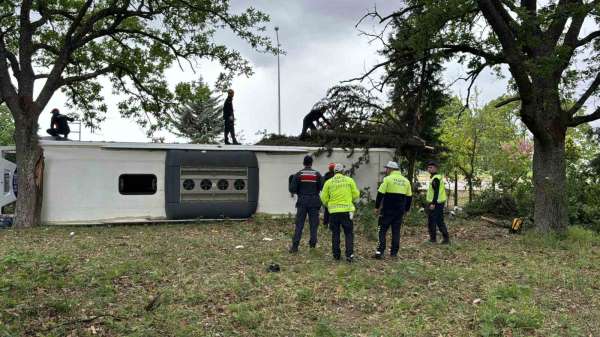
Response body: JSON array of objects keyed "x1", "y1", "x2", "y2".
[
  {"x1": 426, "y1": 161, "x2": 450, "y2": 244},
  {"x1": 372, "y1": 161, "x2": 412, "y2": 259},
  {"x1": 320, "y1": 163, "x2": 360, "y2": 262}
]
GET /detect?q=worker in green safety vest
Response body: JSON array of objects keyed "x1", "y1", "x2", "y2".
[
  {"x1": 426, "y1": 161, "x2": 450, "y2": 244},
  {"x1": 320, "y1": 163, "x2": 360, "y2": 262},
  {"x1": 372, "y1": 161, "x2": 412, "y2": 259}
]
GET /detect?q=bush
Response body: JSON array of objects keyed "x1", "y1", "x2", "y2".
[
  {"x1": 464, "y1": 189, "x2": 518, "y2": 218},
  {"x1": 512, "y1": 181, "x2": 534, "y2": 217},
  {"x1": 567, "y1": 171, "x2": 600, "y2": 231}
]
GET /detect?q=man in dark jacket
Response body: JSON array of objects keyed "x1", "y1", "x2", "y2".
[
  {"x1": 426, "y1": 161, "x2": 450, "y2": 244},
  {"x1": 223, "y1": 89, "x2": 239, "y2": 145},
  {"x1": 47, "y1": 108, "x2": 74, "y2": 140},
  {"x1": 300, "y1": 107, "x2": 331, "y2": 139},
  {"x1": 322, "y1": 162, "x2": 335, "y2": 227},
  {"x1": 372, "y1": 161, "x2": 412, "y2": 259},
  {"x1": 288, "y1": 155, "x2": 323, "y2": 253}
]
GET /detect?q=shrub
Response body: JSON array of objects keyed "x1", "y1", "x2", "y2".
[{"x1": 465, "y1": 189, "x2": 518, "y2": 218}]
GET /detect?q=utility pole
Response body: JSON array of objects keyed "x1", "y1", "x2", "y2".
[{"x1": 275, "y1": 26, "x2": 281, "y2": 134}]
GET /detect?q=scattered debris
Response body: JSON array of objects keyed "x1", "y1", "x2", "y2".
[
  {"x1": 267, "y1": 263, "x2": 280, "y2": 273},
  {"x1": 262, "y1": 237, "x2": 273, "y2": 241},
  {"x1": 235, "y1": 245, "x2": 244, "y2": 249},
  {"x1": 145, "y1": 293, "x2": 162, "y2": 312},
  {"x1": 69, "y1": 232, "x2": 75, "y2": 237},
  {"x1": 472, "y1": 298, "x2": 482, "y2": 305}
]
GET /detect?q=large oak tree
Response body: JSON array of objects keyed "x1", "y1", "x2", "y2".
[
  {"x1": 357, "y1": 0, "x2": 600, "y2": 232},
  {"x1": 0, "y1": 0, "x2": 274, "y2": 228}
]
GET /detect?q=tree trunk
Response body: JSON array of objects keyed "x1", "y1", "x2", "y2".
[
  {"x1": 13, "y1": 115, "x2": 44, "y2": 228},
  {"x1": 454, "y1": 171, "x2": 458, "y2": 207},
  {"x1": 532, "y1": 136, "x2": 567, "y2": 233},
  {"x1": 467, "y1": 176, "x2": 474, "y2": 204},
  {"x1": 406, "y1": 149, "x2": 416, "y2": 190}
]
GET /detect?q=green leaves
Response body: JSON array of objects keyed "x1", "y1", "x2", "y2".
[
  {"x1": 0, "y1": 104, "x2": 14, "y2": 145},
  {"x1": 169, "y1": 78, "x2": 223, "y2": 144},
  {"x1": 0, "y1": 0, "x2": 274, "y2": 137}
]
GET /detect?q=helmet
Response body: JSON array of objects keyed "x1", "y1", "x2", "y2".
[
  {"x1": 334, "y1": 163, "x2": 345, "y2": 172},
  {"x1": 384, "y1": 161, "x2": 399, "y2": 169}
]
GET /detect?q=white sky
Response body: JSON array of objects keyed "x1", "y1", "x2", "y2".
[{"x1": 37, "y1": 0, "x2": 596, "y2": 144}]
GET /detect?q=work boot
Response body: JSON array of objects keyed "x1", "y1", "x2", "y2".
[
  {"x1": 288, "y1": 246, "x2": 298, "y2": 254},
  {"x1": 441, "y1": 238, "x2": 450, "y2": 245},
  {"x1": 346, "y1": 256, "x2": 354, "y2": 263},
  {"x1": 372, "y1": 253, "x2": 383, "y2": 260}
]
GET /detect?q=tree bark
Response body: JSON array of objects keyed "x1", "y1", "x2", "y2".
[
  {"x1": 13, "y1": 113, "x2": 44, "y2": 228},
  {"x1": 406, "y1": 149, "x2": 416, "y2": 190},
  {"x1": 532, "y1": 135, "x2": 567, "y2": 233},
  {"x1": 467, "y1": 175, "x2": 474, "y2": 204},
  {"x1": 454, "y1": 171, "x2": 458, "y2": 207}
]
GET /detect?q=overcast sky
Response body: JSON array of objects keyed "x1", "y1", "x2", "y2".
[{"x1": 38, "y1": 0, "x2": 514, "y2": 143}]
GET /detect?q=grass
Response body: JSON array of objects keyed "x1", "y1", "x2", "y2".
[{"x1": 0, "y1": 217, "x2": 599, "y2": 337}]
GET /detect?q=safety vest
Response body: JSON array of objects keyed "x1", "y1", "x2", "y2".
[
  {"x1": 320, "y1": 173, "x2": 360, "y2": 214},
  {"x1": 378, "y1": 171, "x2": 412, "y2": 196},
  {"x1": 426, "y1": 174, "x2": 447, "y2": 203}
]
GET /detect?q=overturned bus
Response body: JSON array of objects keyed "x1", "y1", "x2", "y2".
[{"x1": 0, "y1": 141, "x2": 393, "y2": 225}]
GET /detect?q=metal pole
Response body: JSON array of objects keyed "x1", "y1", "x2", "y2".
[{"x1": 275, "y1": 26, "x2": 281, "y2": 134}]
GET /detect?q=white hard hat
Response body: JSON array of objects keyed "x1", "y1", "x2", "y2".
[
  {"x1": 334, "y1": 163, "x2": 345, "y2": 172},
  {"x1": 385, "y1": 161, "x2": 399, "y2": 169}
]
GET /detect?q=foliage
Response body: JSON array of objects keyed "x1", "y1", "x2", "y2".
[
  {"x1": 354, "y1": 188, "x2": 378, "y2": 241},
  {"x1": 384, "y1": 19, "x2": 450, "y2": 178},
  {"x1": 439, "y1": 95, "x2": 532, "y2": 205},
  {"x1": 169, "y1": 79, "x2": 223, "y2": 144},
  {"x1": 355, "y1": 1, "x2": 600, "y2": 231},
  {"x1": 464, "y1": 189, "x2": 518, "y2": 218},
  {"x1": 564, "y1": 124, "x2": 600, "y2": 231},
  {"x1": 0, "y1": 0, "x2": 274, "y2": 133},
  {"x1": 0, "y1": 104, "x2": 13, "y2": 145}
]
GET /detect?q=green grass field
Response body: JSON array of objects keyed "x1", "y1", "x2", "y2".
[{"x1": 1, "y1": 216, "x2": 599, "y2": 337}]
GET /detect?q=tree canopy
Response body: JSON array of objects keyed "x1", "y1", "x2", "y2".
[
  {"x1": 355, "y1": 0, "x2": 600, "y2": 232},
  {"x1": 0, "y1": 104, "x2": 14, "y2": 145},
  {"x1": 0, "y1": 0, "x2": 275, "y2": 228},
  {"x1": 169, "y1": 79, "x2": 223, "y2": 144}
]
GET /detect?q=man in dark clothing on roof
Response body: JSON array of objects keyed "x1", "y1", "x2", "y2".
[
  {"x1": 288, "y1": 155, "x2": 323, "y2": 253},
  {"x1": 47, "y1": 108, "x2": 74, "y2": 140},
  {"x1": 223, "y1": 89, "x2": 239, "y2": 145},
  {"x1": 426, "y1": 161, "x2": 450, "y2": 244},
  {"x1": 300, "y1": 107, "x2": 331, "y2": 138}
]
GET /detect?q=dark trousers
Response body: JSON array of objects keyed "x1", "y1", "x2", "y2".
[
  {"x1": 427, "y1": 203, "x2": 449, "y2": 242},
  {"x1": 292, "y1": 206, "x2": 320, "y2": 248},
  {"x1": 47, "y1": 128, "x2": 69, "y2": 139},
  {"x1": 330, "y1": 212, "x2": 354, "y2": 259},
  {"x1": 323, "y1": 208, "x2": 330, "y2": 226},
  {"x1": 377, "y1": 212, "x2": 403, "y2": 256},
  {"x1": 224, "y1": 119, "x2": 237, "y2": 143}
]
